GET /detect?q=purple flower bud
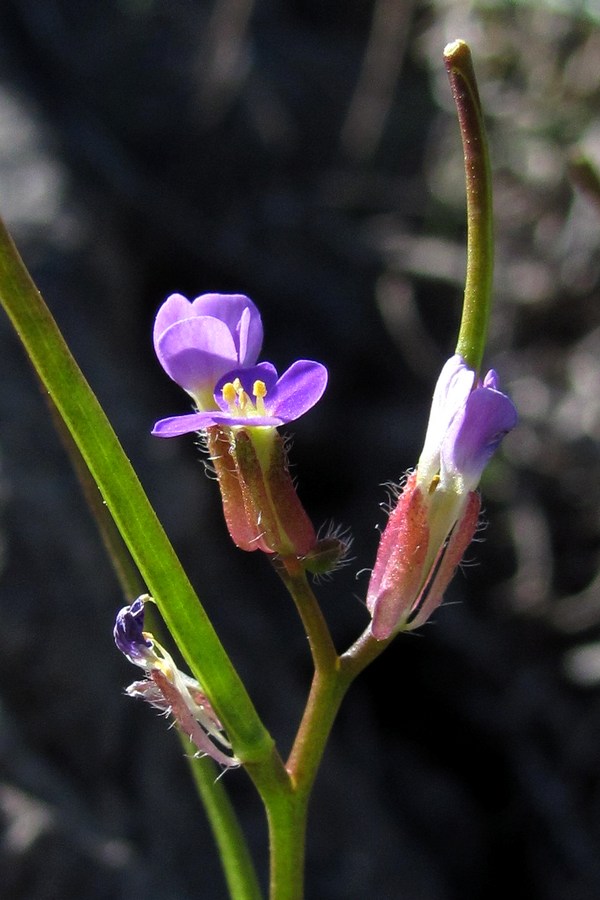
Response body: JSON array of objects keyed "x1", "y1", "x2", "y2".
[
  {"x1": 417, "y1": 354, "x2": 517, "y2": 494},
  {"x1": 367, "y1": 355, "x2": 516, "y2": 640}
]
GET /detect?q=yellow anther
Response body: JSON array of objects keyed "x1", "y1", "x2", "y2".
[
  {"x1": 229, "y1": 377, "x2": 249, "y2": 411},
  {"x1": 222, "y1": 377, "x2": 267, "y2": 416},
  {"x1": 222, "y1": 382, "x2": 237, "y2": 409},
  {"x1": 428, "y1": 474, "x2": 440, "y2": 494},
  {"x1": 253, "y1": 380, "x2": 267, "y2": 416}
]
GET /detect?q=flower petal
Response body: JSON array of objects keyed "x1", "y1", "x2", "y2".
[
  {"x1": 417, "y1": 355, "x2": 475, "y2": 485},
  {"x1": 152, "y1": 411, "x2": 219, "y2": 436},
  {"x1": 153, "y1": 293, "x2": 194, "y2": 350},
  {"x1": 190, "y1": 293, "x2": 263, "y2": 366},
  {"x1": 113, "y1": 596, "x2": 154, "y2": 665},
  {"x1": 267, "y1": 360, "x2": 328, "y2": 422},
  {"x1": 152, "y1": 410, "x2": 283, "y2": 435},
  {"x1": 156, "y1": 316, "x2": 238, "y2": 398},
  {"x1": 442, "y1": 383, "x2": 517, "y2": 488}
]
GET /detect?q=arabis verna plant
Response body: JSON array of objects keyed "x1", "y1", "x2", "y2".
[{"x1": 0, "y1": 39, "x2": 516, "y2": 900}]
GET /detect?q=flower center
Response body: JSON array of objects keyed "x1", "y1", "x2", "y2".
[{"x1": 222, "y1": 377, "x2": 268, "y2": 417}]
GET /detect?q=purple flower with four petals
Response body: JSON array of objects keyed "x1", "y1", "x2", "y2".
[{"x1": 152, "y1": 292, "x2": 327, "y2": 436}]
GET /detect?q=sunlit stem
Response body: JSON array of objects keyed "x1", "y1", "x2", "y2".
[{"x1": 444, "y1": 39, "x2": 494, "y2": 375}]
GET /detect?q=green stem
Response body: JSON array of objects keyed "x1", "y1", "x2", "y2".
[
  {"x1": 273, "y1": 561, "x2": 338, "y2": 671},
  {"x1": 187, "y1": 750, "x2": 264, "y2": 900},
  {"x1": 569, "y1": 153, "x2": 600, "y2": 212},
  {"x1": 444, "y1": 39, "x2": 494, "y2": 375},
  {"x1": 265, "y1": 787, "x2": 309, "y2": 900},
  {"x1": 262, "y1": 564, "x2": 392, "y2": 898}
]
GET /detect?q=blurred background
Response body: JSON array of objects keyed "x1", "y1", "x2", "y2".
[{"x1": 1, "y1": 1, "x2": 600, "y2": 897}]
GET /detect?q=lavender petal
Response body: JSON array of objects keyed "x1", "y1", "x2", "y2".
[
  {"x1": 152, "y1": 412, "x2": 220, "y2": 436},
  {"x1": 153, "y1": 293, "x2": 195, "y2": 351},
  {"x1": 156, "y1": 316, "x2": 238, "y2": 394},
  {"x1": 114, "y1": 597, "x2": 152, "y2": 662},
  {"x1": 443, "y1": 385, "x2": 517, "y2": 486},
  {"x1": 267, "y1": 360, "x2": 328, "y2": 422},
  {"x1": 190, "y1": 294, "x2": 263, "y2": 366}
]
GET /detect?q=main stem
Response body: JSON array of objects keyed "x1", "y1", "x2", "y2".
[{"x1": 261, "y1": 561, "x2": 393, "y2": 899}]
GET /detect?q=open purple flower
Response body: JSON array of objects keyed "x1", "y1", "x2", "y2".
[
  {"x1": 153, "y1": 292, "x2": 263, "y2": 410},
  {"x1": 152, "y1": 359, "x2": 328, "y2": 437}
]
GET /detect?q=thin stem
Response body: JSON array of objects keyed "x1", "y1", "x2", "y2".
[
  {"x1": 186, "y1": 750, "x2": 264, "y2": 900},
  {"x1": 274, "y1": 560, "x2": 338, "y2": 671},
  {"x1": 340, "y1": 625, "x2": 393, "y2": 679},
  {"x1": 244, "y1": 747, "x2": 299, "y2": 900},
  {"x1": 569, "y1": 153, "x2": 600, "y2": 213},
  {"x1": 265, "y1": 788, "x2": 309, "y2": 900},
  {"x1": 444, "y1": 39, "x2": 494, "y2": 375}
]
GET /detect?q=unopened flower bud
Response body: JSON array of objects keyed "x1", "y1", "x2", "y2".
[{"x1": 367, "y1": 355, "x2": 516, "y2": 639}]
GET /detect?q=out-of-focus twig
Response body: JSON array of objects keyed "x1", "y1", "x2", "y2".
[
  {"x1": 196, "y1": 0, "x2": 256, "y2": 123},
  {"x1": 568, "y1": 153, "x2": 600, "y2": 214},
  {"x1": 340, "y1": 0, "x2": 414, "y2": 161}
]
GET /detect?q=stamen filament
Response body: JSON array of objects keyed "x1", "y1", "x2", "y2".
[{"x1": 253, "y1": 380, "x2": 267, "y2": 417}]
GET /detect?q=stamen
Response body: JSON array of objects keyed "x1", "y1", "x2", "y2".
[
  {"x1": 428, "y1": 474, "x2": 440, "y2": 494},
  {"x1": 222, "y1": 382, "x2": 237, "y2": 411},
  {"x1": 253, "y1": 380, "x2": 267, "y2": 416},
  {"x1": 233, "y1": 377, "x2": 249, "y2": 412},
  {"x1": 222, "y1": 378, "x2": 267, "y2": 417}
]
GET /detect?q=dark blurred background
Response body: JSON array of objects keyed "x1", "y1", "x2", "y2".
[{"x1": 1, "y1": 1, "x2": 600, "y2": 898}]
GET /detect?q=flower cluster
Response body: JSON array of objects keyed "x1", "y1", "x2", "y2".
[
  {"x1": 367, "y1": 354, "x2": 517, "y2": 639},
  {"x1": 114, "y1": 595, "x2": 239, "y2": 768}
]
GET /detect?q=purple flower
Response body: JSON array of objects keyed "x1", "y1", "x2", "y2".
[
  {"x1": 153, "y1": 293, "x2": 263, "y2": 410},
  {"x1": 417, "y1": 354, "x2": 517, "y2": 494},
  {"x1": 152, "y1": 359, "x2": 328, "y2": 437},
  {"x1": 152, "y1": 291, "x2": 327, "y2": 436}
]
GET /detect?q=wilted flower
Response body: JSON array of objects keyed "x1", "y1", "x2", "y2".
[
  {"x1": 367, "y1": 355, "x2": 517, "y2": 639},
  {"x1": 114, "y1": 595, "x2": 239, "y2": 767}
]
